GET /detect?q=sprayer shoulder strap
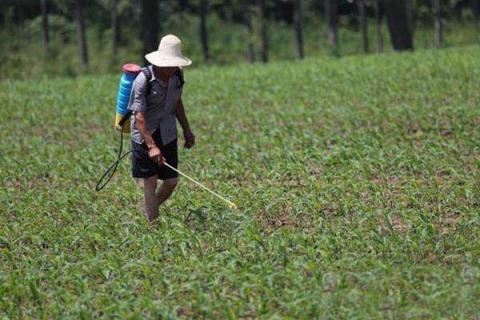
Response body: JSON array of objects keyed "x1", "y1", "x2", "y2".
[
  {"x1": 142, "y1": 67, "x2": 153, "y2": 82},
  {"x1": 141, "y1": 67, "x2": 153, "y2": 96}
]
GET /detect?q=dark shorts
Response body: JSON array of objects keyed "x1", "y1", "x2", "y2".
[{"x1": 131, "y1": 130, "x2": 178, "y2": 180}]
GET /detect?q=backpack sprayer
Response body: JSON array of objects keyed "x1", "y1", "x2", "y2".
[{"x1": 96, "y1": 64, "x2": 237, "y2": 210}]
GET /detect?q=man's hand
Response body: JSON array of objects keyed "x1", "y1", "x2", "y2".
[
  {"x1": 148, "y1": 146, "x2": 164, "y2": 165},
  {"x1": 184, "y1": 130, "x2": 195, "y2": 149}
]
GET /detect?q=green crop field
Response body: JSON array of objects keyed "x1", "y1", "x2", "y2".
[{"x1": 1, "y1": 46, "x2": 480, "y2": 318}]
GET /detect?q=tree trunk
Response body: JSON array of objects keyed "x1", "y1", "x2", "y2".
[
  {"x1": 374, "y1": 0, "x2": 384, "y2": 52},
  {"x1": 41, "y1": 0, "x2": 49, "y2": 56},
  {"x1": 324, "y1": 0, "x2": 338, "y2": 53},
  {"x1": 111, "y1": 0, "x2": 119, "y2": 57},
  {"x1": 433, "y1": 0, "x2": 443, "y2": 48},
  {"x1": 243, "y1": 2, "x2": 255, "y2": 63},
  {"x1": 74, "y1": 0, "x2": 89, "y2": 71},
  {"x1": 473, "y1": 0, "x2": 480, "y2": 20},
  {"x1": 141, "y1": 0, "x2": 160, "y2": 60},
  {"x1": 358, "y1": 0, "x2": 369, "y2": 53},
  {"x1": 13, "y1": 3, "x2": 25, "y2": 25},
  {"x1": 293, "y1": 0, "x2": 304, "y2": 59},
  {"x1": 257, "y1": 0, "x2": 268, "y2": 63},
  {"x1": 199, "y1": 0, "x2": 209, "y2": 61},
  {"x1": 406, "y1": 0, "x2": 414, "y2": 32},
  {"x1": 384, "y1": 0, "x2": 414, "y2": 51}
]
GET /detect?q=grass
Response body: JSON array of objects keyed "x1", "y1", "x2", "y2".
[{"x1": 1, "y1": 45, "x2": 480, "y2": 318}]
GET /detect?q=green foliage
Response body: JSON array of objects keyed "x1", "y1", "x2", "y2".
[
  {"x1": 1, "y1": 0, "x2": 480, "y2": 81},
  {"x1": 1, "y1": 46, "x2": 480, "y2": 318}
]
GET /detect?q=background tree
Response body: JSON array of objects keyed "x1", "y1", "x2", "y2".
[
  {"x1": 3, "y1": 0, "x2": 480, "y2": 79},
  {"x1": 293, "y1": 0, "x2": 304, "y2": 59},
  {"x1": 74, "y1": 0, "x2": 89, "y2": 70},
  {"x1": 181, "y1": 0, "x2": 216, "y2": 62},
  {"x1": 12, "y1": 1, "x2": 25, "y2": 25},
  {"x1": 374, "y1": 0, "x2": 384, "y2": 52},
  {"x1": 141, "y1": 0, "x2": 160, "y2": 60},
  {"x1": 199, "y1": 0, "x2": 210, "y2": 61},
  {"x1": 325, "y1": 0, "x2": 339, "y2": 53},
  {"x1": 40, "y1": 0, "x2": 49, "y2": 56},
  {"x1": 433, "y1": 0, "x2": 443, "y2": 47},
  {"x1": 358, "y1": 0, "x2": 369, "y2": 53},
  {"x1": 257, "y1": 0, "x2": 269, "y2": 63},
  {"x1": 384, "y1": 0, "x2": 414, "y2": 51},
  {"x1": 473, "y1": 0, "x2": 480, "y2": 20},
  {"x1": 242, "y1": 0, "x2": 256, "y2": 63},
  {"x1": 111, "y1": 0, "x2": 119, "y2": 57}
]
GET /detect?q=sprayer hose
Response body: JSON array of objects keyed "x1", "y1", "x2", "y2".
[{"x1": 95, "y1": 129, "x2": 132, "y2": 191}]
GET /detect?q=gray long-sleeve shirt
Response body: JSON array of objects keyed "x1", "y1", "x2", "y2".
[{"x1": 128, "y1": 65, "x2": 183, "y2": 145}]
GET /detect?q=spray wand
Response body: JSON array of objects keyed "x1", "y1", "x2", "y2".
[{"x1": 162, "y1": 162, "x2": 237, "y2": 209}]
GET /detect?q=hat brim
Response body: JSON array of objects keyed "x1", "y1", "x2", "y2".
[{"x1": 145, "y1": 51, "x2": 192, "y2": 67}]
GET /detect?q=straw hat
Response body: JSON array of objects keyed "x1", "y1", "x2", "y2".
[{"x1": 145, "y1": 34, "x2": 192, "y2": 67}]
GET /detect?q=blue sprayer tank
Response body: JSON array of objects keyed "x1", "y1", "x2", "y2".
[{"x1": 114, "y1": 63, "x2": 141, "y2": 133}]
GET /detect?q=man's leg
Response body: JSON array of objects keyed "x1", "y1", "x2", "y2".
[
  {"x1": 143, "y1": 175, "x2": 159, "y2": 223},
  {"x1": 157, "y1": 177, "x2": 179, "y2": 206}
]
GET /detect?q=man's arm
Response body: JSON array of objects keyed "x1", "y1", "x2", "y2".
[
  {"x1": 175, "y1": 98, "x2": 191, "y2": 132},
  {"x1": 176, "y1": 98, "x2": 195, "y2": 148},
  {"x1": 135, "y1": 112, "x2": 156, "y2": 149},
  {"x1": 135, "y1": 112, "x2": 162, "y2": 162}
]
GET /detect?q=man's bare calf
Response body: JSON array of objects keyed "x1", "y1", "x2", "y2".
[{"x1": 143, "y1": 176, "x2": 178, "y2": 224}]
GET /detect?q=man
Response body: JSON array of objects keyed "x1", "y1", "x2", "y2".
[{"x1": 128, "y1": 34, "x2": 195, "y2": 224}]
